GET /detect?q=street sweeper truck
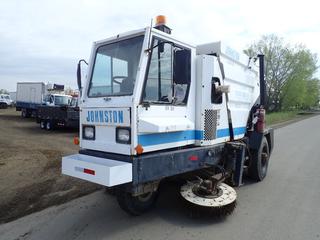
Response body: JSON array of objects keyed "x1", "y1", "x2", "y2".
[{"x1": 62, "y1": 16, "x2": 274, "y2": 216}]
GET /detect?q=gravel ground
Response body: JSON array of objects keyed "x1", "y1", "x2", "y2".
[{"x1": 0, "y1": 108, "x2": 101, "y2": 223}]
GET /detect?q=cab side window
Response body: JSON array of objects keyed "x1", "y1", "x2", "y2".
[{"x1": 143, "y1": 38, "x2": 191, "y2": 105}]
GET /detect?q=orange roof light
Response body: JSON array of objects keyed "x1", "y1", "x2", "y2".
[{"x1": 155, "y1": 15, "x2": 166, "y2": 26}]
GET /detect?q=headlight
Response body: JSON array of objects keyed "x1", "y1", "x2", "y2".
[
  {"x1": 83, "y1": 126, "x2": 95, "y2": 140},
  {"x1": 116, "y1": 127, "x2": 131, "y2": 144}
]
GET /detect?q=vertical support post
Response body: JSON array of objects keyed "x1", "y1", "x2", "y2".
[
  {"x1": 226, "y1": 142, "x2": 246, "y2": 187},
  {"x1": 258, "y1": 54, "x2": 266, "y2": 106}
]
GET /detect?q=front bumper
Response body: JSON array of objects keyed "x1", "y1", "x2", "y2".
[{"x1": 62, "y1": 154, "x2": 132, "y2": 187}]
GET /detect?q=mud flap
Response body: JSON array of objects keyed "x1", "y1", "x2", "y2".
[{"x1": 249, "y1": 128, "x2": 274, "y2": 153}]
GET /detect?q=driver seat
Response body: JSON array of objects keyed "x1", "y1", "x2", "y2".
[{"x1": 120, "y1": 77, "x2": 134, "y2": 94}]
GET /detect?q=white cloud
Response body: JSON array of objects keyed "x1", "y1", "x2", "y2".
[{"x1": 0, "y1": 0, "x2": 319, "y2": 91}]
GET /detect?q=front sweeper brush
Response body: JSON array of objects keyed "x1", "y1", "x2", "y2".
[{"x1": 180, "y1": 180, "x2": 237, "y2": 217}]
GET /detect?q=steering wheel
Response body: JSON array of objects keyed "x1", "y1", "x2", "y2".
[
  {"x1": 112, "y1": 76, "x2": 127, "y2": 85},
  {"x1": 160, "y1": 95, "x2": 169, "y2": 102}
]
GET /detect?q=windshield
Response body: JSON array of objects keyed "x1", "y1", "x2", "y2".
[
  {"x1": 4, "y1": 96, "x2": 10, "y2": 100},
  {"x1": 142, "y1": 38, "x2": 191, "y2": 105},
  {"x1": 54, "y1": 96, "x2": 71, "y2": 105},
  {"x1": 70, "y1": 97, "x2": 78, "y2": 107},
  {"x1": 88, "y1": 35, "x2": 144, "y2": 97}
]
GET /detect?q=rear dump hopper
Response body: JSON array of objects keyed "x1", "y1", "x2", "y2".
[{"x1": 195, "y1": 41, "x2": 260, "y2": 145}]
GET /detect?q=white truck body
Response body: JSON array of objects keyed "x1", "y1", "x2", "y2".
[
  {"x1": 62, "y1": 27, "x2": 264, "y2": 187},
  {"x1": 0, "y1": 94, "x2": 14, "y2": 108},
  {"x1": 9, "y1": 92, "x2": 16, "y2": 103},
  {"x1": 195, "y1": 42, "x2": 260, "y2": 146},
  {"x1": 16, "y1": 82, "x2": 46, "y2": 105},
  {"x1": 76, "y1": 28, "x2": 259, "y2": 155},
  {"x1": 16, "y1": 82, "x2": 48, "y2": 117}
]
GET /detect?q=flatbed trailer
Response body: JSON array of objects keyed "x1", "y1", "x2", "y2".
[{"x1": 37, "y1": 105, "x2": 79, "y2": 130}]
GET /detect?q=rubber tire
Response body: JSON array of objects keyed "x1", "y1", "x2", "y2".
[
  {"x1": 40, "y1": 120, "x2": 46, "y2": 129},
  {"x1": 0, "y1": 103, "x2": 7, "y2": 109},
  {"x1": 116, "y1": 190, "x2": 158, "y2": 216},
  {"x1": 248, "y1": 136, "x2": 270, "y2": 181},
  {"x1": 46, "y1": 121, "x2": 52, "y2": 130}
]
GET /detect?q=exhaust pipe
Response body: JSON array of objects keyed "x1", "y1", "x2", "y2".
[{"x1": 258, "y1": 54, "x2": 266, "y2": 107}]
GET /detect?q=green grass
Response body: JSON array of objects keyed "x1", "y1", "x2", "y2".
[{"x1": 266, "y1": 111, "x2": 300, "y2": 126}]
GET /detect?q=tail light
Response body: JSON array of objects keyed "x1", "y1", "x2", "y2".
[{"x1": 256, "y1": 108, "x2": 265, "y2": 133}]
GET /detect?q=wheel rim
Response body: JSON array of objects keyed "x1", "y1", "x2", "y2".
[
  {"x1": 46, "y1": 122, "x2": 51, "y2": 129},
  {"x1": 41, "y1": 122, "x2": 45, "y2": 128}
]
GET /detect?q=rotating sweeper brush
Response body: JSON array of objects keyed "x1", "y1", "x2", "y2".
[{"x1": 180, "y1": 172, "x2": 237, "y2": 218}]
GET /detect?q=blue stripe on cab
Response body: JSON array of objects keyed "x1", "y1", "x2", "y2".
[
  {"x1": 138, "y1": 130, "x2": 196, "y2": 146},
  {"x1": 233, "y1": 127, "x2": 247, "y2": 136},
  {"x1": 195, "y1": 130, "x2": 203, "y2": 140},
  {"x1": 216, "y1": 128, "x2": 230, "y2": 138},
  {"x1": 138, "y1": 127, "x2": 247, "y2": 147},
  {"x1": 217, "y1": 127, "x2": 247, "y2": 138}
]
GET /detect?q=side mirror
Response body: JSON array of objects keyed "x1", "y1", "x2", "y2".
[
  {"x1": 158, "y1": 42, "x2": 164, "y2": 53},
  {"x1": 77, "y1": 62, "x2": 82, "y2": 92},
  {"x1": 173, "y1": 49, "x2": 191, "y2": 85},
  {"x1": 77, "y1": 59, "x2": 88, "y2": 95}
]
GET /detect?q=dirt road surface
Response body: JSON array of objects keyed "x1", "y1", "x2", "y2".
[
  {"x1": 1, "y1": 114, "x2": 320, "y2": 239},
  {"x1": 0, "y1": 108, "x2": 101, "y2": 223}
]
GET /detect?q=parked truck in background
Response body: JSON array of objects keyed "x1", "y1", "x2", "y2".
[
  {"x1": 37, "y1": 95, "x2": 79, "y2": 130},
  {"x1": 16, "y1": 82, "x2": 47, "y2": 117},
  {"x1": 0, "y1": 94, "x2": 14, "y2": 108},
  {"x1": 16, "y1": 82, "x2": 74, "y2": 116},
  {"x1": 9, "y1": 92, "x2": 16, "y2": 105}
]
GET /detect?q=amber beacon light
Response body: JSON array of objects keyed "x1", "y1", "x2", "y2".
[
  {"x1": 155, "y1": 15, "x2": 166, "y2": 26},
  {"x1": 154, "y1": 15, "x2": 171, "y2": 34}
]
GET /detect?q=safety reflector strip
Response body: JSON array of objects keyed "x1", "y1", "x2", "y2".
[
  {"x1": 75, "y1": 166, "x2": 95, "y2": 175},
  {"x1": 84, "y1": 168, "x2": 95, "y2": 175},
  {"x1": 189, "y1": 155, "x2": 199, "y2": 161}
]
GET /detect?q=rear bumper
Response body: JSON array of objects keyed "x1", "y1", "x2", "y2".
[{"x1": 62, "y1": 154, "x2": 132, "y2": 187}]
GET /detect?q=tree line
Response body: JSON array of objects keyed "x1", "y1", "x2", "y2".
[
  {"x1": 0, "y1": 89, "x2": 9, "y2": 94},
  {"x1": 245, "y1": 34, "x2": 319, "y2": 112}
]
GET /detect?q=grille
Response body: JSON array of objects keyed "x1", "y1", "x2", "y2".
[
  {"x1": 67, "y1": 110, "x2": 79, "y2": 119},
  {"x1": 204, "y1": 109, "x2": 218, "y2": 141}
]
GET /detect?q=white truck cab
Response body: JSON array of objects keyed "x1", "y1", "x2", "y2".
[
  {"x1": 0, "y1": 94, "x2": 13, "y2": 108},
  {"x1": 44, "y1": 93, "x2": 72, "y2": 106},
  {"x1": 62, "y1": 16, "x2": 274, "y2": 216}
]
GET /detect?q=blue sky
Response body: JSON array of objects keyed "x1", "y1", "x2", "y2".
[{"x1": 0, "y1": 0, "x2": 319, "y2": 91}]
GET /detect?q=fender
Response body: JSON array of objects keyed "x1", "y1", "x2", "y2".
[{"x1": 248, "y1": 128, "x2": 274, "y2": 153}]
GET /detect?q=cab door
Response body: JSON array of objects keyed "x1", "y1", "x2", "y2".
[{"x1": 137, "y1": 37, "x2": 195, "y2": 153}]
